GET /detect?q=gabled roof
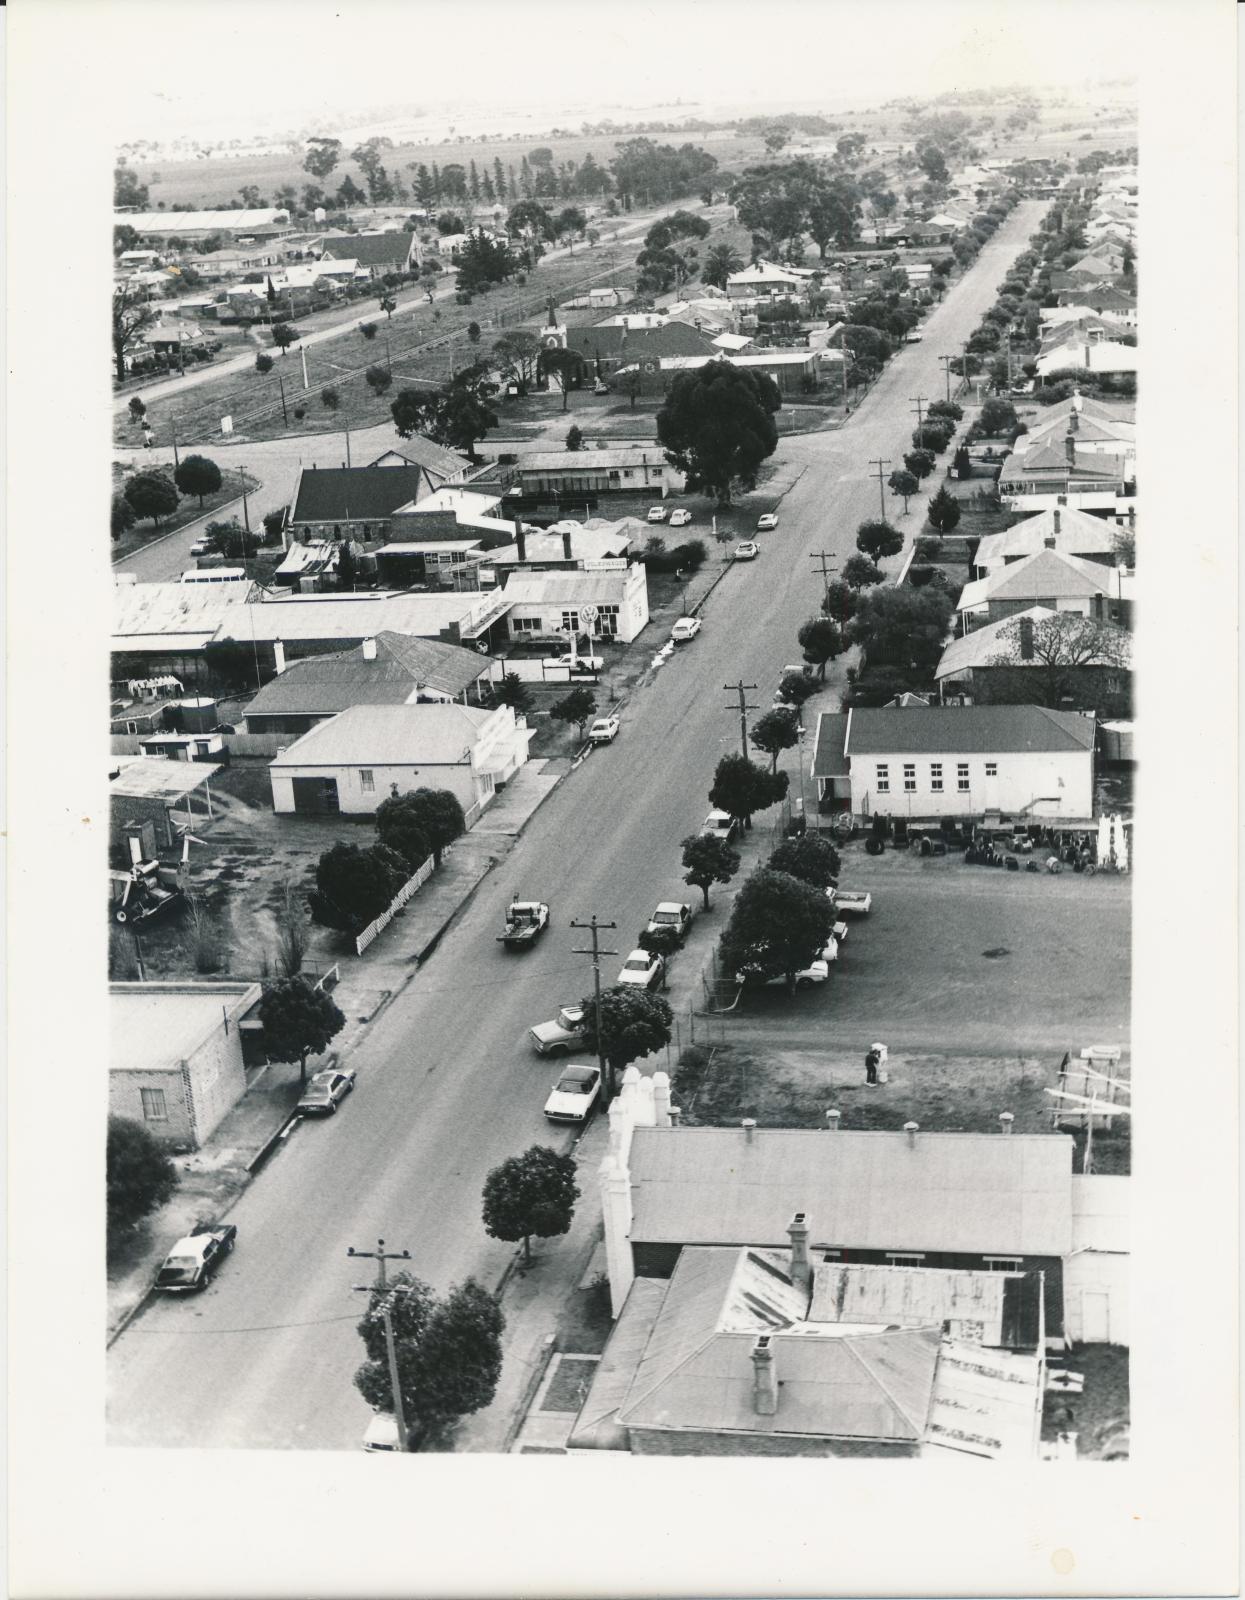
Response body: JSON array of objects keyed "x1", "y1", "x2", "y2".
[
  {"x1": 318, "y1": 231, "x2": 415, "y2": 269},
  {"x1": 627, "y1": 1126, "x2": 1075, "y2": 1256},
  {"x1": 974, "y1": 506, "x2": 1122, "y2": 568},
  {"x1": 935, "y1": 606, "x2": 1059, "y2": 678},
  {"x1": 517, "y1": 447, "x2": 668, "y2": 472},
  {"x1": 243, "y1": 631, "x2": 493, "y2": 715},
  {"x1": 500, "y1": 569, "x2": 635, "y2": 606},
  {"x1": 999, "y1": 442, "x2": 1129, "y2": 482},
  {"x1": 269, "y1": 702, "x2": 498, "y2": 768},
  {"x1": 957, "y1": 547, "x2": 1124, "y2": 610},
  {"x1": 291, "y1": 450, "x2": 467, "y2": 525},
  {"x1": 844, "y1": 702, "x2": 1097, "y2": 757},
  {"x1": 565, "y1": 321, "x2": 720, "y2": 363}
]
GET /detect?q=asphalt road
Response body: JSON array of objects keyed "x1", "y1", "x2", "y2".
[{"x1": 106, "y1": 202, "x2": 1048, "y2": 1451}]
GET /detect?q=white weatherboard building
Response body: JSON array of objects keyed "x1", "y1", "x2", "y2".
[{"x1": 811, "y1": 705, "x2": 1096, "y2": 820}]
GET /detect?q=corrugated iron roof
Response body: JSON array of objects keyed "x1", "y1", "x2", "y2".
[
  {"x1": 842, "y1": 704, "x2": 1097, "y2": 757},
  {"x1": 269, "y1": 702, "x2": 497, "y2": 768}
]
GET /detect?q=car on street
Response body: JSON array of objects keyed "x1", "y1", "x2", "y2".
[
  {"x1": 833, "y1": 889, "x2": 873, "y2": 916},
  {"x1": 543, "y1": 652, "x2": 605, "y2": 673},
  {"x1": 647, "y1": 505, "x2": 668, "y2": 523},
  {"x1": 668, "y1": 509, "x2": 692, "y2": 527},
  {"x1": 155, "y1": 1223, "x2": 237, "y2": 1293},
  {"x1": 756, "y1": 513, "x2": 779, "y2": 531},
  {"x1": 700, "y1": 809, "x2": 741, "y2": 842},
  {"x1": 498, "y1": 900, "x2": 551, "y2": 949},
  {"x1": 362, "y1": 1411, "x2": 414, "y2": 1452},
  {"x1": 645, "y1": 901, "x2": 696, "y2": 942},
  {"x1": 737, "y1": 958, "x2": 830, "y2": 990},
  {"x1": 544, "y1": 1063, "x2": 603, "y2": 1123},
  {"x1": 905, "y1": 330, "x2": 923, "y2": 343},
  {"x1": 617, "y1": 948, "x2": 666, "y2": 990},
  {"x1": 297, "y1": 1066, "x2": 357, "y2": 1116},
  {"x1": 670, "y1": 617, "x2": 702, "y2": 643},
  {"x1": 529, "y1": 1004, "x2": 587, "y2": 1057},
  {"x1": 588, "y1": 715, "x2": 620, "y2": 744},
  {"x1": 188, "y1": 539, "x2": 212, "y2": 558},
  {"x1": 734, "y1": 541, "x2": 759, "y2": 561}
]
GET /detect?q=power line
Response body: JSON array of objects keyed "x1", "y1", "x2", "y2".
[
  {"x1": 723, "y1": 679, "x2": 759, "y2": 759},
  {"x1": 866, "y1": 458, "x2": 891, "y2": 522}
]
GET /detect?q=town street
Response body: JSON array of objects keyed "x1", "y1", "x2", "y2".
[{"x1": 106, "y1": 202, "x2": 1046, "y2": 1451}]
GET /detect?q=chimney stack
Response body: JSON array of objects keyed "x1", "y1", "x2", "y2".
[
  {"x1": 273, "y1": 640, "x2": 286, "y2": 676},
  {"x1": 825, "y1": 1108, "x2": 841, "y2": 1131},
  {"x1": 513, "y1": 518, "x2": 526, "y2": 564},
  {"x1": 903, "y1": 1121, "x2": 920, "y2": 1148},
  {"x1": 1053, "y1": 509, "x2": 1061, "y2": 536},
  {"x1": 742, "y1": 1118, "x2": 757, "y2": 1144},
  {"x1": 999, "y1": 1112, "x2": 1015, "y2": 1135},
  {"x1": 1064, "y1": 430, "x2": 1076, "y2": 467},
  {"x1": 751, "y1": 1335, "x2": 778, "y2": 1416},
  {"x1": 1044, "y1": 536, "x2": 1057, "y2": 549},
  {"x1": 787, "y1": 1212, "x2": 812, "y2": 1288},
  {"x1": 1018, "y1": 616, "x2": 1035, "y2": 660},
  {"x1": 562, "y1": 528, "x2": 573, "y2": 562},
  {"x1": 670, "y1": 1106, "x2": 682, "y2": 1127},
  {"x1": 362, "y1": 637, "x2": 377, "y2": 661}
]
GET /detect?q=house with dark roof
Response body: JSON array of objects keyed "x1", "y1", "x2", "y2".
[
  {"x1": 241, "y1": 631, "x2": 498, "y2": 737},
  {"x1": 810, "y1": 704, "x2": 1096, "y2": 818},
  {"x1": 565, "y1": 319, "x2": 720, "y2": 377},
  {"x1": 935, "y1": 607, "x2": 1133, "y2": 718},
  {"x1": 288, "y1": 447, "x2": 472, "y2": 540},
  {"x1": 317, "y1": 231, "x2": 419, "y2": 277}
]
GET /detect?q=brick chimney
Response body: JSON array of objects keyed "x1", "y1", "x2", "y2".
[
  {"x1": 513, "y1": 518, "x2": 526, "y2": 563},
  {"x1": 562, "y1": 528, "x2": 573, "y2": 562},
  {"x1": 1018, "y1": 616, "x2": 1035, "y2": 660},
  {"x1": 1064, "y1": 430, "x2": 1076, "y2": 467},
  {"x1": 1052, "y1": 509, "x2": 1061, "y2": 536},
  {"x1": 362, "y1": 637, "x2": 377, "y2": 661},
  {"x1": 742, "y1": 1118, "x2": 757, "y2": 1144},
  {"x1": 787, "y1": 1212, "x2": 811, "y2": 1289},
  {"x1": 273, "y1": 640, "x2": 286, "y2": 676},
  {"x1": 751, "y1": 1335, "x2": 778, "y2": 1416}
]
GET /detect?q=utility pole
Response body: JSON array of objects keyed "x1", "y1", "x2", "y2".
[
  {"x1": 938, "y1": 355, "x2": 955, "y2": 404},
  {"x1": 570, "y1": 916, "x2": 618, "y2": 1096},
  {"x1": 344, "y1": 423, "x2": 352, "y2": 468},
  {"x1": 347, "y1": 1239, "x2": 413, "y2": 1452},
  {"x1": 810, "y1": 550, "x2": 838, "y2": 607},
  {"x1": 170, "y1": 424, "x2": 181, "y2": 471},
  {"x1": 867, "y1": 458, "x2": 891, "y2": 522},
  {"x1": 300, "y1": 343, "x2": 310, "y2": 392},
  {"x1": 239, "y1": 467, "x2": 251, "y2": 534},
  {"x1": 909, "y1": 395, "x2": 928, "y2": 439},
  {"x1": 277, "y1": 373, "x2": 288, "y2": 425},
  {"x1": 724, "y1": 679, "x2": 760, "y2": 760}
]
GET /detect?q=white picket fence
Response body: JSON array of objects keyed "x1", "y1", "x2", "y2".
[{"x1": 354, "y1": 854, "x2": 436, "y2": 956}]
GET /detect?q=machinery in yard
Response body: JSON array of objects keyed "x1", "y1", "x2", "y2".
[{"x1": 109, "y1": 860, "x2": 184, "y2": 925}]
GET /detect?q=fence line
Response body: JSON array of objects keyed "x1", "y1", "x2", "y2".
[{"x1": 354, "y1": 853, "x2": 436, "y2": 956}]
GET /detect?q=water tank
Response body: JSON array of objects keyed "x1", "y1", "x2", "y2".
[
  {"x1": 1098, "y1": 721, "x2": 1134, "y2": 763},
  {"x1": 173, "y1": 696, "x2": 219, "y2": 734}
]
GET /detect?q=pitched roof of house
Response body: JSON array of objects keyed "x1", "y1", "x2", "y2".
[
  {"x1": 269, "y1": 702, "x2": 497, "y2": 768},
  {"x1": 974, "y1": 507, "x2": 1123, "y2": 568},
  {"x1": 935, "y1": 606, "x2": 1058, "y2": 679},
  {"x1": 487, "y1": 528, "x2": 632, "y2": 565},
  {"x1": 565, "y1": 321, "x2": 720, "y2": 363},
  {"x1": 500, "y1": 569, "x2": 635, "y2": 606},
  {"x1": 958, "y1": 546, "x2": 1126, "y2": 608},
  {"x1": 243, "y1": 631, "x2": 493, "y2": 715},
  {"x1": 291, "y1": 452, "x2": 467, "y2": 524},
  {"x1": 999, "y1": 442, "x2": 1130, "y2": 483},
  {"x1": 626, "y1": 1126, "x2": 1075, "y2": 1256},
  {"x1": 318, "y1": 231, "x2": 415, "y2": 269}
]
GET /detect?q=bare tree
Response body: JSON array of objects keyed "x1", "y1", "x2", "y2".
[{"x1": 275, "y1": 878, "x2": 308, "y2": 977}]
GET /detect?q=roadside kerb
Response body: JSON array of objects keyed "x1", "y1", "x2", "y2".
[{"x1": 111, "y1": 489, "x2": 254, "y2": 567}]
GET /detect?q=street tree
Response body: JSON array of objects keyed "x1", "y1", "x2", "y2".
[
  {"x1": 549, "y1": 686, "x2": 597, "y2": 737},
  {"x1": 821, "y1": 578, "x2": 858, "y2": 626},
  {"x1": 128, "y1": 395, "x2": 147, "y2": 425},
  {"x1": 255, "y1": 352, "x2": 274, "y2": 374},
  {"x1": 303, "y1": 137, "x2": 343, "y2": 180},
  {"x1": 359, "y1": 321, "x2": 379, "y2": 342},
  {"x1": 904, "y1": 447, "x2": 936, "y2": 481},
  {"x1": 680, "y1": 833, "x2": 741, "y2": 910},
  {"x1": 775, "y1": 670, "x2": 817, "y2": 709},
  {"x1": 270, "y1": 321, "x2": 300, "y2": 356},
  {"x1": 374, "y1": 794, "x2": 433, "y2": 873},
  {"x1": 482, "y1": 1146, "x2": 580, "y2": 1264},
  {"x1": 173, "y1": 454, "x2": 222, "y2": 508},
  {"x1": 978, "y1": 397, "x2": 1019, "y2": 437},
  {"x1": 392, "y1": 365, "x2": 499, "y2": 462},
  {"x1": 308, "y1": 840, "x2": 409, "y2": 936},
  {"x1": 539, "y1": 347, "x2": 582, "y2": 412},
  {"x1": 797, "y1": 616, "x2": 844, "y2": 679},
  {"x1": 926, "y1": 485, "x2": 962, "y2": 533},
  {"x1": 576, "y1": 986, "x2": 673, "y2": 1098},
  {"x1": 855, "y1": 519, "x2": 904, "y2": 562},
  {"x1": 107, "y1": 1116, "x2": 179, "y2": 1235},
  {"x1": 750, "y1": 706, "x2": 800, "y2": 772},
  {"x1": 912, "y1": 421, "x2": 953, "y2": 454},
  {"x1": 565, "y1": 425, "x2": 584, "y2": 451},
  {"x1": 616, "y1": 368, "x2": 644, "y2": 411},
  {"x1": 656, "y1": 361, "x2": 781, "y2": 506},
  {"x1": 887, "y1": 469, "x2": 920, "y2": 515},
  {"x1": 112, "y1": 284, "x2": 157, "y2": 383},
  {"x1": 710, "y1": 752, "x2": 788, "y2": 828},
  {"x1": 365, "y1": 364, "x2": 393, "y2": 396},
  {"x1": 505, "y1": 200, "x2": 554, "y2": 241},
  {"x1": 123, "y1": 471, "x2": 179, "y2": 527},
  {"x1": 768, "y1": 833, "x2": 841, "y2": 889},
  {"x1": 849, "y1": 586, "x2": 954, "y2": 672},
  {"x1": 491, "y1": 672, "x2": 533, "y2": 715},
  {"x1": 205, "y1": 518, "x2": 258, "y2": 560},
  {"x1": 111, "y1": 496, "x2": 137, "y2": 541},
  {"x1": 841, "y1": 554, "x2": 883, "y2": 589},
  {"x1": 385, "y1": 788, "x2": 465, "y2": 867},
  {"x1": 552, "y1": 206, "x2": 587, "y2": 253},
  {"x1": 467, "y1": 321, "x2": 481, "y2": 344},
  {"x1": 492, "y1": 330, "x2": 542, "y2": 390},
  {"x1": 354, "y1": 1271, "x2": 503, "y2": 1444},
  {"x1": 719, "y1": 868, "x2": 834, "y2": 988},
  {"x1": 379, "y1": 294, "x2": 397, "y2": 320},
  {"x1": 258, "y1": 974, "x2": 346, "y2": 1086}
]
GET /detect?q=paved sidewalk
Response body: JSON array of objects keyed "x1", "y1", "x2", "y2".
[{"x1": 107, "y1": 761, "x2": 564, "y2": 1340}]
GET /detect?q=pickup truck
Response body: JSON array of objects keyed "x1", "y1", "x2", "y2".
[
  {"x1": 497, "y1": 901, "x2": 550, "y2": 949},
  {"x1": 529, "y1": 1004, "x2": 586, "y2": 1057},
  {"x1": 833, "y1": 889, "x2": 873, "y2": 917}
]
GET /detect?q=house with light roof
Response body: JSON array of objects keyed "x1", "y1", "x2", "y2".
[
  {"x1": 956, "y1": 547, "x2": 1133, "y2": 628},
  {"x1": 972, "y1": 505, "x2": 1128, "y2": 578}
]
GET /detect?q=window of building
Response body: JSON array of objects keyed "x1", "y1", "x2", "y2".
[
  {"x1": 821, "y1": 1250, "x2": 842, "y2": 1261},
  {"x1": 560, "y1": 611, "x2": 578, "y2": 634},
  {"x1": 876, "y1": 762, "x2": 890, "y2": 794},
  {"x1": 886, "y1": 1252, "x2": 925, "y2": 1267},
  {"x1": 984, "y1": 1256, "x2": 1023, "y2": 1272},
  {"x1": 930, "y1": 762, "x2": 943, "y2": 792},
  {"x1": 511, "y1": 617, "x2": 542, "y2": 635},
  {"x1": 140, "y1": 1087, "x2": 168, "y2": 1123},
  {"x1": 359, "y1": 769, "x2": 375, "y2": 793},
  {"x1": 957, "y1": 762, "x2": 970, "y2": 792},
  {"x1": 903, "y1": 763, "x2": 916, "y2": 793},
  {"x1": 985, "y1": 761, "x2": 998, "y2": 778}
]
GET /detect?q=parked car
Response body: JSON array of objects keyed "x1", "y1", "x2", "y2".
[
  {"x1": 544, "y1": 1063, "x2": 602, "y2": 1123},
  {"x1": 617, "y1": 948, "x2": 665, "y2": 990},
  {"x1": 297, "y1": 1066, "x2": 357, "y2": 1116},
  {"x1": 645, "y1": 901, "x2": 696, "y2": 942},
  {"x1": 188, "y1": 539, "x2": 212, "y2": 558},
  {"x1": 155, "y1": 1223, "x2": 237, "y2": 1294},
  {"x1": 737, "y1": 959, "x2": 829, "y2": 990},
  {"x1": 647, "y1": 505, "x2": 668, "y2": 523},
  {"x1": 700, "y1": 809, "x2": 741, "y2": 842},
  {"x1": 588, "y1": 715, "x2": 620, "y2": 744},
  {"x1": 362, "y1": 1412, "x2": 413, "y2": 1453},
  {"x1": 670, "y1": 617, "x2": 702, "y2": 643},
  {"x1": 834, "y1": 889, "x2": 873, "y2": 916},
  {"x1": 543, "y1": 652, "x2": 605, "y2": 673},
  {"x1": 756, "y1": 513, "x2": 779, "y2": 531},
  {"x1": 529, "y1": 1004, "x2": 587, "y2": 1057},
  {"x1": 734, "y1": 541, "x2": 759, "y2": 561},
  {"x1": 668, "y1": 509, "x2": 692, "y2": 527},
  {"x1": 905, "y1": 330, "x2": 923, "y2": 343}
]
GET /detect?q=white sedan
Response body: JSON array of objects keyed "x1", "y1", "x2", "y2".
[
  {"x1": 670, "y1": 617, "x2": 702, "y2": 643},
  {"x1": 543, "y1": 652, "x2": 605, "y2": 673},
  {"x1": 588, "y1": 715, "x2": 620, "y2": 744},
  {"x1": 647, "y1": 505, "x2": 668, "y2": 523},
  {"x1": 756, "y1": 513, "x2": 779, "y2": 531},
  {"x1": 544, "y1": 1064, "x2": 602, "y2": 1123},
  {"x1": 668, "y1": 509, "x2": 692, "y2": 527},
  {"x1": 617, "y1": 948, "x2": 666, "y2": 990},
  {"x1": 738, "y1": 959, "x2": 830, "y2": 990},
  {"x1": 734, "y1": 541, "x2": 760, "y2": 561}
]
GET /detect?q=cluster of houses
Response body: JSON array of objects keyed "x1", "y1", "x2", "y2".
[{"x1": 1034, "y1": 163, "x2": 1137, "y2": 380}]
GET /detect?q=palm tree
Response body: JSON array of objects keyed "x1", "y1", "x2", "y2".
[{"x1": 701, "y1": 242, "x2": 745, "y2": 291}]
